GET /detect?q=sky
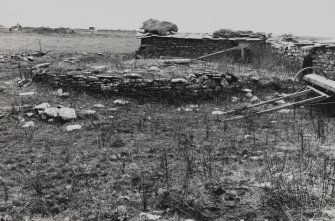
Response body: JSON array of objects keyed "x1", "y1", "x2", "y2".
[{"x1": 0, "y1": 0, "x2": 334, "y2": 37}]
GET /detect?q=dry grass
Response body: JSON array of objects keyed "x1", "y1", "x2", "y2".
[{"x1": 1, "y1": 34, "x2": 335, "y2": 221}]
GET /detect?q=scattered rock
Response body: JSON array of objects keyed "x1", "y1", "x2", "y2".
[
  {"x1": 250, "y1": 96, "x2": 259, "y2": 103},
  {"x1": 58, "y1": 107, "x2": 77, "y2": 120},
  {"x1": 22, "y1": 121, "x2": 35, "y2": 128},
  {"x1": 34, "y1": 102, "x2": 51, "y2": 110},
  {"x1": 171, "y1": 78, "x2": 188, "y2": 83},
  {"x1": 93, "y1": 104, "x2": 105, "y2": 108},
  {"x1": 244, "y1": 134, "x2": 255, "y2": 140},
  {"x1": 92, "y1": 65, "x2": 107, "y2": 73},
  {"x1": 44, "y1": 107, "x2": 59, "y2": 118},
  {"x1": 114, "y1": 99, "x2": 129, "y2": 105},
  {"x1": 241, "y1": 88, "x2": 252, "y2": 93},
  {"x1": 249, "y1": 76, "x2": 260, "y2": 82},
  {"x1": 66, "y1": 124, "x2": 82, "y2": 131},
  {"x1": 55, "y1": 89, "x2": 70, "y2": 98},
  {"x1": 149, "y1": 66, "x2": 160, "y2": 71},
  {"x1": 26, "y1": 112, "x2": 34, "y2": 117},
  {"x1": 250, "y1": 156, "x2": 264, "y2": 161},
  {"x1": 212, "y1": 110, "x2": 224, "y2": 115},
  {"x1": 56, "y1": 88, "x2": 63, "y2": 96},
  {"x1": 19, "y1": 91, "x2": 36, "y2": 96},
  {"x1": 33, "y1": 63, "x2": 51, "y2": 69},
  {"x1": 232, "y1": 96, "x2": 239, "y2": 103},
  {"x1": 139, "y1": 213, "x2": 161, "y2": 220},
  {"x1": 82, "y1": 110, "x2": 97, "y2": 116},
  {"x1": 245, "y1": 92, "x2": 253, "y2": 98},
  {"x1": 277, "y1": 109, "x2": 291, "y2": 114}
]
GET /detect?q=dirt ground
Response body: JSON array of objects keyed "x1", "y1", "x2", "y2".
[{"x1": 1, "y1": 32, "x2": 335, "y2": 221}]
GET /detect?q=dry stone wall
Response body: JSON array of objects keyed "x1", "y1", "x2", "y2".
[
  {"x1": 267, "y1": 39, "x2": 335, "y2": 73},
  {"x1": 33, "y1": 69, "x2": 239, "y2": 100},
  {"x1": 136, "y1": 36, "x2": 265, "y2": 59}
]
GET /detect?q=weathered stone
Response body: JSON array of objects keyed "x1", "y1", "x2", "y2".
[
  {"x1": 66, "y1": 124, "x2": 81, "y2": 131},
  {"x1": 22, "y1": 121, "x2": 35, "y2": 128},
  {"x1": 171, "y1": 78, "x2": 188, "y2": 83},
  {"x1": 34, "y1": 102, "x2": 51, "y2": 110},
  {"x1": 44, "y1": 107, "x2": 59, "y2": 118},
  {"x1": 58, "y1": 107, "x2": 77, "y2": 120}
]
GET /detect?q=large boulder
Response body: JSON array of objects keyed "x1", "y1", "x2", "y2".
[{"x1": 141, "y1": 19, "x2": 178, "y2": 35}]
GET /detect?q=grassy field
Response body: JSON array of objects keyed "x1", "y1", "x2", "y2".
[
  {"x1": 1, "y1": 32, "x2": 335, "y2": 221},
  {"x1": 0, "y1": 30, "x2": 140, "y2": 54}
]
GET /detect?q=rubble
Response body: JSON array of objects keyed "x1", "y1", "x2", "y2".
[
  {"x1": 66, "y1": 124, "x2": 82, "y2": 131},
  {"x1": 22, "y1": 121, "x2": 35, "y2": 128}
]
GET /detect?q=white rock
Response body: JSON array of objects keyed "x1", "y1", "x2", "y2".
[
  {"x1": 212, "y1": 110, "x2": 224, "y2": 115},
  {"x1": 108, "y1": 108, "x2": 118, "y2": 111},
  {"x1": 277, "y1": 109, "x2": 290, "y2": 114},
  {"x1": 22, "y1": 121, "x2": 35, "y2": 128},
  {"x1": 241, "y1": 88, "x2": 252, "y2": 93},
  {"x1": 33, "y1": 63, "x2": 51, "y2": 69},
  {"x1": 244, "y1": 134, "x2": 255, "y2": 140},
  {"x1": 58, "y1": 107, "x2": 77, "y2": 120},
  {"x1": 139, "y1": 213, "x2": 161, "y2": 220},
  {"x1": 83, "y1": 110, "x2": 97, "y2": 115},
  {"x1": 149, "y1": 66, "x2": 160, "y2": 71},
  {"x1": 245, "y1": 92, "x2": 253, "y2": 98},
  {"x1": 114, "y1": 99, "x2": 129, "y2": 105},
  {"x1": 171, "y1": 78, "x2": 188, "y2": 83},
  {"x1": 250, "y1": 156, "x2": 264, "y2": 161},
  {"x1": 19, "y1": 91, "x2": 36, "y2": 96},
  {"x1": 184, "y1": 108, "x2": 192, "y2": 112},
  {"x1": 61, "y1": 92, "x2": 70, "y2": 98},
  {"x1": 232, "y1": 96, "x2": 239, "y2": 103},
  {"x1": 93, "y1": 104, "x2": 105, "y2": 108},
  {"x1": 92, "y1": 65, "x2": 107, "y2": 72},
  {"x1": 44, "y1": 107, "x2": 59, "y2": 118},
  {"x1": 56, "y1": 88, "x2": 63, "y2": 96},
  {"x1": 66, "y1": 124, "x2": 81, "y2": 131},
  {"x1": 26, "y1": 112, "x2": 34, "y2": 117},
  {"x1": 34, "y1": 102, "x2": 51, "y2": 110},
  {"x1": 250, "y1": 96, "x2": 259, "y2": 103}
]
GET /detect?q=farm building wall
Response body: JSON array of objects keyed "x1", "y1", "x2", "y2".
[
  {"x1": 136, "y1": 36, "x2": 265, "y2": 59},
  {"x1": 267, "y1": 39, "x2": 335, "y2": 73},
  {"x1": 136, "y1": 35, "x2": 335, "y2": 74}
]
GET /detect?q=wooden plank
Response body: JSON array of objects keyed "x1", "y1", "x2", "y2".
[
  {"x1": 220, "y1": 89, "x2": 312, "y2": 116},
  {"x1": 197, "y1": 43, "x2": 249, "y2": 60},
  {"x1": 224, "y1": 94, "x2": 327, "y2": 122},
  {"x1": 303, "y1": 74, "x2": 335, "y2": 93}
]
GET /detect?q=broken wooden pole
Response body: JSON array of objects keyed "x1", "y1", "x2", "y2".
[{"x1": 197, "y1": 43, "x2": 249, "y2": 60}]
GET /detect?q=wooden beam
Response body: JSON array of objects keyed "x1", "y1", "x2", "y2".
[
  {"x1": 220, "y1": 89, "x2": 312, "y2": 116},
  {"x1": 197, "y1": 43, "x2": 249, "y2": 60},
  {"x1": 303, "y1": 74, "x2": 335, "y2": 93},
  {"x1": 223, "y1": 94, "x2": 327, "y2": 122}
]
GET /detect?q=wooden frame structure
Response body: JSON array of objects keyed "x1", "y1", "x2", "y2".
[{"x1": 221, "y1": 67, "x2": 333, "y2": 121}]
